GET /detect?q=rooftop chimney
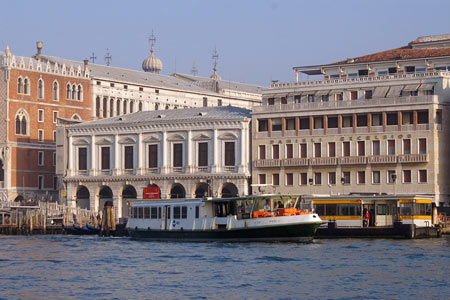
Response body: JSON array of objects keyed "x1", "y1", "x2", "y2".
[
  {"x1": 36, "y1": 41, "x2": 43, "y2": 56},
  {"x1": 83, "y1": 59, "x2": 88, "y2": 72}
]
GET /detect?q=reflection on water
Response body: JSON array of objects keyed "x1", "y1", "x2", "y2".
[{"x1": 0, "y1": 235, "x2": 449, "y2": 299}]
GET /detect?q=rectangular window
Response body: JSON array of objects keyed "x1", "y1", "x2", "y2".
[
  {"x1": 38, "y1": 175, "x2": 43, "y2": 190},
  {"x1": 259, "y1": 174, "x2": 266, "y2": 185},
  {"x1": 403, "y1": 139, "x2": 411, "y2": 155},
  {"x1": 38, "y1": 151, "x2": 44, "y2": 166},
  {"x1": 173, "y1": 143, "x2": 183, "y2": 167},
  {"x1": 314, "y1": 143, "x2": 321, "y2": 158},
  {"x1": 328, "y1": 142, "x2": 336, "y2": 157},
  {"x1": 405, "y1": 66, "x2": 415, "y2": 73},
  {"x1": 272, "y1": 144, "x2": 279, "y2": 159},
  {"x1": 357, "y1": 141, "x2": 365, "y2": 156},
  {"x1": 53, "y1": 111, "x2": 58, "y2": 123},
  {"x1": 372, "y1": 171, "x2": 380, "y2": 184},
  {"x1": 268, "y1": 98, "x2": 275, "y2": 105},
  {"x1": 53, "y1": 131, "x2": 56, "y2": 143},
  {"x1": 182, "y1": 206, "x2": 187, "y2": 219},
  {"x1": 272, "y1": 174, "x2": 280, "y2": 186},
  {"x1": 365, "y1": 90, "x2": 373, "y2": 100},
  {"x1": 144, "y1": 207, "x2": 150, "y2": 219},
  {"x1": 286, "y1": 173, "x2": 293, "y2": 186},
  {"x1": 286, "y1": 144, "x2": 293, "y2": 159},
  {"x1": 314, "y1": 172, "x2": 322, "y2": 185},
  {"x1": 198, "y1": 142, "x2": 208, "y2": 167},
  {"x1": 418, "y1": 138, "x2": 427, "y2": 154},
  {"x1": 372, "y1": 140, "x2": 380, "y2": 156},
  {"x1": 53, "y1": 152, "x2": 56, "y2": 167},
  {"x1": 358, "y1": 69, "x2": 368, "y2": 77},
  {"x1": 299, "y1": 117, "x2": 310, "y2": 129},
  {"x1": 148, "y1": 144, "x2": 158, "y2": 168},
  {"x1": 307, "y1": 94, "x2": 315, "y2": 103},
  {"x1": 272, "y1": 118, "x2": 282, "y2": 131},
  {"x1": 388, "y1": 67, "x2": 397, "y2": 74},
  {"x1": 53, "y1": 176, "x2": 58, "y2": 190},
  {"x1": 403, "y1": 170, "x2": 411, "y2": 183},
  {"x1": 78, "y1": 147, "x2": 87, "y2": 170},
  {"x1": 101, "y1": 147, "x2": 110, "y2": 170},
  {"x1": 124, "y1": 146, "x2": 133, "y2": 169},
  {"x1": 350, "y1": 91, "x2": 358, "y2": 100},
  {"x1": 286, "y1": 118, "x2": 295, "y2": 130},
  {"x1": 388, "y1": 140, "x2": 395, "y2": 155},
  {"x1": 203, "y1": 97, "x2": 208, "y2": 107},
  {"x1": 224, "y1": 142, "x2": 235, "y2": 166},
  {"x1": 329, "y1": 172, "x2": 336, "y2": 185},
  {"x1": 281, "y1": 97, "x2": 287, "y2": 104},
  {"x1": 300, "y1": 143, "x2": 307, "y2": 158},
  {"x1": 259, "y1": 145, "x2": 266, "y2": 160},
  {"x1": 300, "y1": 173, "x2": 307, "y2": 185},
  {"x1": 343, "y1": 141, "x2": 350, "y2": 157},
  {"x1": 38, "y1": 129, "x2": 44, "y2": 142},
  {"x1": 388, "y1": 170, "x2": 397, "y2": 183},
  {"x1": 258, "y1": 119, "x2": 268, "y2": 132},
  {"x1": 195, "y1": 206, "x2": 200, "y2": 219},
  {"x1": 38, "y1": 109, "x2": 44, "y2": 122},
  {"x1": 358, "y1": 171, "x2": 365, "y2": 184},
  {"x1": 173, "y1": 206, "x2": 181, "y2": 219},
  {"x1": 419, "y1": 170, "x2": 427, "y2": 183},
  {"x1": 343, "y1": 172, "x2": 350, "y2": 184},
  {"x1": 217, "y1": 99, "x2": 222, "y2": 106}
]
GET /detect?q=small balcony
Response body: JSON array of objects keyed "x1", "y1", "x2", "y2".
[
  {"x1": 367, "y1": 155, "x2": 396, "y2": 164},
  {"x1": 253, "y1": 159, "x2": 281, "y2": 168},
  {"x1": 146, "y1": 168, "x2": 159, "y2": 174},
  {"x1": 310, "y1": 157, "x2": 338, "y2": 166},
  {"x1": 223, "y1": 166, "x2": 236, "y2": 172},
  {"x1": 196, "y1": 166, "x2": 210, "y2": 173},
  {"x1": 172, "y1": 167, "x2": 184, "y2": 173},
  {"x1": 75, "y1": 170, "x2": 88, "y2": 176},
  {"x1": 339, "y1": 156, "x2": 367, "y2": 165},
  {"x1": 397, "y1": 153, "x2": 429, "y2": 163},
  {"x1": 282, "y1": 158, "x2": 309, "y2": 167}
]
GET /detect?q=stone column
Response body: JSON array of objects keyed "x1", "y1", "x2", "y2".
[
  {"x1": 68, "y1": 135, "x2": 73, "y2": 176},
  {"x1": 295, "y1": 116, "x2": 300, "y2": 136},
  {"x1": 398, "y1": 111, "x2": 402, "y2": 131},
  {"x1": 338, "y1": 115, "x2": 342, "y2": 134},
  {"x1": 352, "y1": 113, "x2": 357, "y2": 134},
  {"x1": 368, "y1": 113, "x2": 372, "y2": 133},
  {"x1": 212, "y1": 129, "x2": 219, "y2": 173},
  {"x1": 137, "y1": 133, "x2": 144, "y2": 175},
  {"x1": 161, "y1": 131, "x2": 168, "y2": 174},
  {"x1": 113, "y1": 136, "x2": 120, "y2": 175},
  {"x1": 186, "y1": 130, "x2": 193, "y2": 173},
  {"x1": 382, "y1": 112, "x2": 387, "y2": 132},
  {"x1": 268, "y1": 119, "x2": 272, "y2": 137},
  {"x1": 413, "y1": 110, "x2": 418, "y2": 130},
  {"x1": 324, "y1": 115, "x2": 328, "y2": 135},
  {"x1": 309, "y1": 116, "x2": 313, "y2": 135},
  {"x1": 282, "y1": 118, "x2": 286, "y2": 137},
  {"x1": 90, "y1": 135, "x2": 96, "y2": 176}
]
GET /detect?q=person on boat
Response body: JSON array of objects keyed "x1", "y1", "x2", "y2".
[
  {"x1": 278, "y1": 201, "x2": 284, "y2": 209},
  {"x1": 363, "y1": 209, "x2": 370, "y2": 227},
  {"x1": 264, "y1": 200, "x2": 270, "y2": 211}
]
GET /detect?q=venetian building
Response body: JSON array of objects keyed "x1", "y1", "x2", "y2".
[
  {"x1": 252, "y1": 34, "x2": 450, "y2": 207},
  {"x1": 60, "y1": 106, "x2": 251, "y2": 219}
]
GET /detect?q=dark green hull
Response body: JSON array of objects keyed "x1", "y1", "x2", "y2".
[{"x1": 128, "y1": 222, "x2": 321, "y2": 242}]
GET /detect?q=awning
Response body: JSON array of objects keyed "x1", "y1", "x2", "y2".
[
  {"x1": 418, "y1": 83, "x2": 435, "y2": 91},
  {"x1": 386, "y1": 86, "x2": 404, "y2": 98},
  {"x1": 403, "y1": 84, "x2": 420, "y2": 92},
  {"x1": 315, "y1": 90, "x2": 330, "y2": 96},
  {"x1": 373, "y1": 86, "x2": 390, "y2": 98}
]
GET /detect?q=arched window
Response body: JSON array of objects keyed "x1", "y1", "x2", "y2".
[
  {"x1": 38, "y1": 79, "x2": 44, "y2": 99},
  {"x1": 17, "y1": 77, "x2": 23, "y2": 94},
  {"x1": 139, "y1": 102, "x2": 143, "y2": 111},
  {"x1": 110, "y1": 99, "x2": 114, "y2": 117},
  {"x1": 15, "y1": 116, "x2": 20, "y2": 134},
  {"x1": 123, "y1": 100, "x2": 127, "y2": 114},
  {"x1": 116, "y1": 99, "x2": 121, "y2": 116},
  {"x1": 155, "y1": 103, "x2": 159, "y2": 110},
  {"x1": 66, "y1": 84, "x2": 71, "y2": 99},
  {"x1": 72, "y1": 84, "x2": 76, "y2": 100},
  {"x1": 130, "y1": 101, "x2": 134, "y2": 113},
  {"x1": 96, "y1": 97, "x2": 100, "y2": 117},
  {"x1": 15, "y1": 109, "x2": 28, "y2": 135},
  {"x1": 77, "y1": 85, "x2": 83, "y2": 101},
  {"x1": 24, "y1": 78, "x2": 29, "y2": 94},
  {"x1": 72, "y1": 114, "x2": 81, "y2": 120},
  {"x1": 102, "y1": 97, "x2": 107, "y2": 118},
  {"x1": 165, "y1": 105, "x2": 169, "y2": 110},
  {"x1": 53, "y1": 81, "x2": 59, "y2": 101}
]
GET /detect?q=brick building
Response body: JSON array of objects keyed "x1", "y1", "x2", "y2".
[{"x1": 0, "y1": 43, "x2": 91, "y2": 202}]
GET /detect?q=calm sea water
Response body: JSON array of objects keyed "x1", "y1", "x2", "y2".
[{"x1": 0, "y1": 235, "x2": 449, "y2": 300}]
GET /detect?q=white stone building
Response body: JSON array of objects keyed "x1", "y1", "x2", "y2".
[
  {"x1": 252, "y1": 34, "x2": 450, "y2": 207},
  {"x1": 60, "y1": 106, "x2": 251, "y2": 217}
]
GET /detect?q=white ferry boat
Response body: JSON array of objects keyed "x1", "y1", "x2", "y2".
[{"x1": 126, "y1": 194, "x2": 322, "y2": 242}]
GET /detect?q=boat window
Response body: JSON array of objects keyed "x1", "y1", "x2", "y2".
[
  {"x1": 182, "y1": 206, "x2": 187, "y2": 219},
  {"x1": 195, "y1": 206, "x2": 199, "y2": 218},
  {"x1": 415, "y1": 203, "x2": 431, "y2": 216},
  {"x1": 158, "y1": 207, "x2": 162, "y2": 219},
  {"x1": 144, "y1": 207, "x2": 150, "y2": 219},
  {"x1": 173, "y1": 206, "x2": 181, "y2": 219},
  {"x1": 399, "y1": 203, "x2": 412, "y2": 216},
  {"x1": 167, "y1": 207, "x2": 171, "y2": 219},
  {"x1": 314, "y1": 204, "x2": 325, "y2": 216},
  {"x1": 138, "y1": 207, "x2": 144, "y2": 219},
  {"x1": 151, "y1": 207, "x2": 158, "y2": 219},
  {"x1": 325, "y1": 204, "x2": 337, "y2": 216}
]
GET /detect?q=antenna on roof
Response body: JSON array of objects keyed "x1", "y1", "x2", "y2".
[
  {"x1": 90, "y1": 52, "x2": 97, "y2": 64},
  {"x1": 104, "y1": 48, "x2": 112, "y2": 66},
  {"x1": 149, "y1": 29, "x2": 157, "y2": 48},
  {"x1": 191, "y1": 61, "x2": 198, "y2": 76}
]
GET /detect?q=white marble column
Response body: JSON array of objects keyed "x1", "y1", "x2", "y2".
[
  {"x1": 186, "y1": 130, "x2": 193, "y2": 173},
  {"x1": 113, "y1": 136, "x2": 120, "y2": 175},
  {"x1": 161, "y1": 131, "x2": 168, "y2": 174},
  {"x1": 212, "y1": 129, "x2": 219, "y2": 173},
  {"x1": 137, "y1": 133, "x2": 144, "y2": 175},
  {"x1": 68, "y1": 135, "x2": 73, "y2": 176},
  {"x1": 89, "y1": 135, "x2": 96, "y2": 176}
]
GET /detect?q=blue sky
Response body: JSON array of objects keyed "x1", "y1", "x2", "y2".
[{"x1": 1, "y1": 0, "x2": 449, "y2": 86}]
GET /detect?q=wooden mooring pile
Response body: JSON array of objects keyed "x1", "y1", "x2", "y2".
[{"x1": 0, "y1": 200, "x2": 98, "y2": 235}]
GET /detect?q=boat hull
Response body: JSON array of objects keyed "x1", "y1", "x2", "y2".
[{"x1": 128, "y1": 222, "x2": 321, "y2": 242}]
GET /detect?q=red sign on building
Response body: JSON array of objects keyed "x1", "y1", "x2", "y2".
[{"x1": 143, "y1": 187, "x2": 160, "y2": 199}]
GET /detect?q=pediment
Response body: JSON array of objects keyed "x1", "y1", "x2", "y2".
[
  {"x1": 118, "y1": 136, "x2": 136, "y2": 144},
  {"x1": 95, "y1": 137, "x2": 113, "y2": 145},
  {"x1": 143, "y1": 135, "x2": 160, "y2": 143},
  {"x1": 218, "y1": 132, "x2": 238, "y2": 140},
  {"x1": 192, "y1": 133, "x2": 211, "y2": 141},
  {"x1": 73, "y1": 138, "x2": 89, "y2": 145},
  {"x1": 167, "y1": 133, "x2": 185, "y2": 141}
]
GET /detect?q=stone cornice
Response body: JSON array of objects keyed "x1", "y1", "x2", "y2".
[{"x1": 64, "y1": 173, "x2": 250, "y2": 183}]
